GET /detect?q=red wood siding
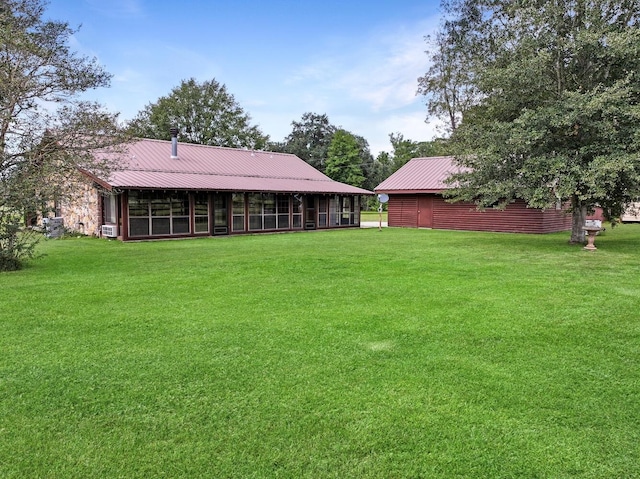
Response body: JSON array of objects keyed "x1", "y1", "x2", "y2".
[
  {"x1": 539, "y1": 207, "x2": 573, "y2": 233},
  {"x1": 389, "y1": 194, "x2": 572, "y2": 233},
  {"x1": 388, "y1": 195, "x2": 418, "y2": 227}
]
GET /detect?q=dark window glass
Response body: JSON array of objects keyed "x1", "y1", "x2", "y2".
[
  {"x1": 277, "y1": 196, "x2": 289, "y2": 214},
  {"x1": 195, "y1": 216, "x2": 209, "y2": 233},
  {"x1": 263, "y1": 194, "x2": 276, "y2": 215},
  {"x1": 249, "y1": 215, "x2": 262, "y2": 230},
  {"x1": 318, "y1": 197, "x2": 327, "y2": 213},
  {"x1": 248, "y1": 193, "x2": 262, "y2": 215},
  {"x1": 233, "y1": 216, "x2": 245, "y2": 231},
  {"x1": 173, "y1": 217, "x2": 190, "y2": 234},
  {"x1": 128, "y1": 191, "x2": 149, "y2": 216},
  {"x1": 264, "y1": 215, "x2": 276, "y2": 230},
  {"x1": 232, "y1": 194, "x2": 245, "y2": 214},
  {"x1": 130, "y1": 218, "x2": 149, "y2": 236},
  {"x1": 152, "y1": 218, "x2": 171, "y2": 235},
  {"x1": 171, "y1": 194, "x2": 189, "y2": 216},
  {"x1": 292, "y1": 196, "x2": 303, "y2": 213},
  {"x1": 195, "y1": 194, "x2": 209, "y2": 215},
  {"x1": 151, "y1": 195, "x2": 170, "y2": 216}
]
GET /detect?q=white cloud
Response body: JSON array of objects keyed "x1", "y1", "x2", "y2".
[
  {"x1": 276, "y1": 16, "x2": 442, "y2": 155},
  {"x1": 339, "y1": 25, "x2": 435, "y2": 112},
  {"x1": 287, "y1": 17, "x2": 438, "y2": 114}
]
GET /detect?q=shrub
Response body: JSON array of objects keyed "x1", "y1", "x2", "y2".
[{"x1": 0, "y1": 214, "x2": 39, "y2": 271}]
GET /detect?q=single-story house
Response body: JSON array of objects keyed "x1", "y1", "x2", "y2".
[
  {"x1": 375, "y1": 156, "x2": 572, "y2": 233},
  {"x1": 60, "y1": 137, "x2": 372, "y2": 240}
]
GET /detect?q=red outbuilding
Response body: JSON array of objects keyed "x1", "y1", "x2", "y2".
[{"x1": 375, "y1": 156, "x2": 572, "y2": 233}]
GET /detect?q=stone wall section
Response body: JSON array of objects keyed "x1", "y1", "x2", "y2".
[{"x1": 58, "y1": 177, "x2": 102, "y2": 236}]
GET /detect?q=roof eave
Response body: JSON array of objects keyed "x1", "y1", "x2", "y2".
[
  {"x1": 77, "y1": 167, "x2": 114, "y2": 191},
  {"x1": 374, "y1": 188, "x2": 447, "y2": 194}
]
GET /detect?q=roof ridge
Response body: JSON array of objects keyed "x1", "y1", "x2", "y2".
[
  {"x1": 133, "y1": 138, "x2": 295, "y2": 158},
  {"x1": 119, "y1": 167, "x2": 335, "y2": 182}
]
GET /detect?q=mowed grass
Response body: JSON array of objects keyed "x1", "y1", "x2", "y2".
[
  {"x1": 1, "y1": 226, "x2": 639, "y2": 478},
  {"x1": 360, "y1": 210, "x2": 388, "y2": 222}
]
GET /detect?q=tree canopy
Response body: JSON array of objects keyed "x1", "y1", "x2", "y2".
[
  {"x1": 426, "y1": 0, "x2": 640, "y2": 243},
  {"x1": 1, "y1": 0, "x2": 127, "y2": 270},
  {"x1": 325, "y1": 130, "x2": 366, "y2": 188},
  {"x1": 271, "y1": 112, "x2": 337, "y2": 172},
  {"x1": 128, "y1": 78, "x2": 269, "y2": 150},
  {"x1": 388, "y1": 133, "x2": 451, "y2": 173},
  {"x1": 418, "y1": 23, "x2": 478, "y2": 134}
]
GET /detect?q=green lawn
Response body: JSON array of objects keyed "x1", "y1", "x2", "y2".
[
  {"x1": 361, "y1": 210, "x2": 388, "y2": 222},
  {"x1": 1, "y1": 226, "x2": 639, "y2": 478}
]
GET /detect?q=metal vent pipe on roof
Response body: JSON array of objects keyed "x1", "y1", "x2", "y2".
[{"x1": 170, "y1": 127, "x2": 179, "y2": 159}]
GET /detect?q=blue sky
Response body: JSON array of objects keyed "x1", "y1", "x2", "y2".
[{"x1": 45, "y1": 0, "x2": 443, "y2": 155}]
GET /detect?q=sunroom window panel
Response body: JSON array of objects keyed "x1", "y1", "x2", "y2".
[
  {"x1": 278, "y1": 215, "x2": 289, "y2": 229},
  {"x1": 129, "y1": 205, "x2": 148, "y2": 217},
  {"x1": 232, "y1": 194, "x2": 245, "y2": 214},
  {"x1": 233, "y1": 216, "x2": 245, "y2": 231},
  {"x1": 151, "y1": 196, "x2": 171, "y2": 216},
  {"x1": 128, "y1": 196, "x2": 149, "y2": 217},
  {"x1": 195, "y1": 204, "x2": 208, "y2": 216},
  {"x1": 172, "y1": 217, "x2": 190, "y2": 234},
  {"x1": 129, "y1": 218, "x2": 149, "y2": 237},
  {"x1": 278, "y1": 197, "x2": 289, "y2": 214},
  {"x1": 264, "y1": 215, "x2": 276, "y2": 230},
  {"x1": 152, "y1": 218, "x2": 171, "y2": 235},
  {"x1": 195, "y1": 217, "x2": 209, "y2": 233},
  {"x1": 263, "y1": 194, "x2": 276, "y2": 215},
  {"x1": 171, "y1": 195, "x2": 189, "y2": 216},
  {"x1": 248, "y1": 194, "x2": 262, "y2": 215},
  {"x1": 292, "y1": 196, "x2": 303, "y2": 214},
  {"x1": 249, "y1": 215, "x2": 262, "y2": 230},
  {"x1": 193, "y1": 193, "x2": 209, "y2": 233},
  {"x1": 232, "y1": 194, "x2": 245, "y2": 232}
]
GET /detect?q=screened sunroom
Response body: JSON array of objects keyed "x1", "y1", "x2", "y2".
[{"x1": 87, "y1": 137, "x2": 370, "y2": 240}]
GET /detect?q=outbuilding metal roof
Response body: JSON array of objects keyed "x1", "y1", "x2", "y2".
[
  {"x1": 92, "y1": 138, "x2": 372, "y2": 195},
  {"x1": 375, "y1": 156, "x2": 461, "y2": 193}
]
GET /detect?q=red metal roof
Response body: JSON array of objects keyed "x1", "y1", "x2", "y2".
[
  {"x1": 375, "y1": 156, "x2": 462, "y2": 193},
  {"x1": 93, "y1": 138, "x2": 372, "y2": 195}
]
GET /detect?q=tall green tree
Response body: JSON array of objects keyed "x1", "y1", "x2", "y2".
[
  {"x1": 273, "y1": 112, "x2": 337, "y2": 172},
  {"x1": 389, "y1": 133, "x2": 450, "y2": 172},
  {"x1": 418, "y1": 19, "x2": 478, "y2": 134},
  {"x1": 432, "y1": 0, "x2": 640, "y2": 243},
  {"x1": 325, "y1": 130, "x2": 365, "y2": 187},
  {"x1": 352, "y1": 133, "x2": 376, "y2": 191},
  {"x1": 0, "y1": 0, "x2": 127, "y2": 271},
  {"x1": 128, "y1": 78, "x2": 268, "y2": 149}
]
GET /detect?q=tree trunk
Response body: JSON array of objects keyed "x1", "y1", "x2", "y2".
[{"x1": 570, "y1": 196, "x2": 587, "y2": 244}]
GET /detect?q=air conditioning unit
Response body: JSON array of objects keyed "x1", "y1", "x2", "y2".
[{"x1": 101, "y1": 224, "x2": 118, "y2": 237}]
